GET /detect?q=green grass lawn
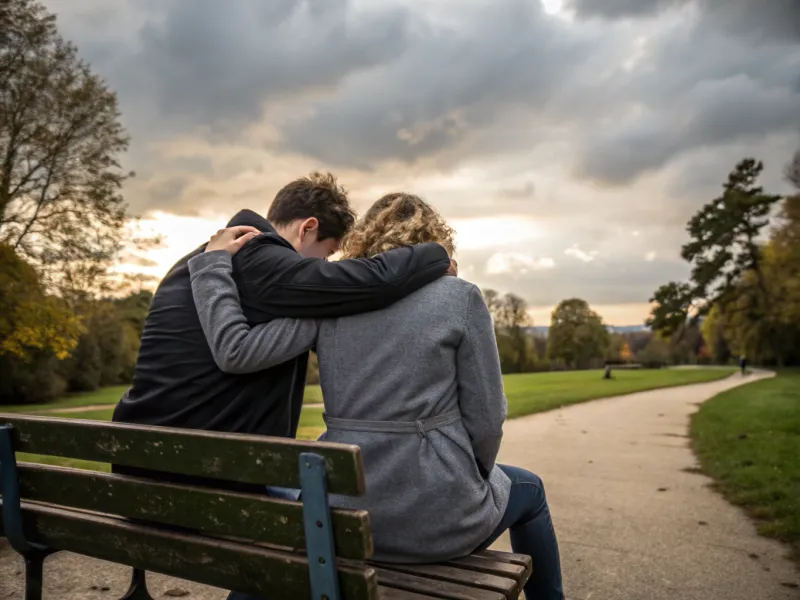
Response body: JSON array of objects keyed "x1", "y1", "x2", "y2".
[
  {"x1": 3, "y1": 368, "x2": 736, "y2": 472},
  {"x1": 304, "y1": 385, "x2": 323, "y2": 404},
  {"x1": 502, "y1": 367, "x2": 735, "y2": 418},
  {"x1": 1, "y1": 385, "x2": 129, "y2": 413},
  {"x1": 691, "y1": 370, "x2": 800, "y2": 565}
]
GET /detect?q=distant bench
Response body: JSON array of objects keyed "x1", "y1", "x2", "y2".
[{"x1": 0, "y1": 414, "x2": 531, "y2": 600}]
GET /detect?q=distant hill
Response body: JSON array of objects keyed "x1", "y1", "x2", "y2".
[
  {"x1": 606, "y1": 325, "x2": 651, "y2": 334},
  {"x1": 524, "y1": 324, "x2": 650, "y2": 338}
]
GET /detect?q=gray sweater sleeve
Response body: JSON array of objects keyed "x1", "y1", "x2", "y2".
[
  {"x1": 456, "y1": 285, "x2": 507, "y2": 474},
  {"x1": 188, "y1": 251, "x2": 319, "y2": 374}
]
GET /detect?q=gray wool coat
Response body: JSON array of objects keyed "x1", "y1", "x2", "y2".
[{"x1": 188, "y1": 251, "x2": 511, "y2": 563}]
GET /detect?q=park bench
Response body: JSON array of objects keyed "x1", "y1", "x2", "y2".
[{"x1": 0, "y1": 414, "x2": 531, "y2": 600}]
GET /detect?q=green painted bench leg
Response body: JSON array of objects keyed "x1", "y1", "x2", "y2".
[
  {"x1": 23, "y1": 551, "x2": 51, "y2": 600},
  {"x1": 1, "y1": 424, "x2": 57, "y2": 600},
  {"x1": 120, "y1": 568, "x2": 154, "y2": 600}
]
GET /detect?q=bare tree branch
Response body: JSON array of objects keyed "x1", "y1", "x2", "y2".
[{"x1": 1, "y1": 0, "x2": 131, "y2": 296}]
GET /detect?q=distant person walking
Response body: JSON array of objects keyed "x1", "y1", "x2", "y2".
[{"x1": 739, "y1": 354, "x2": 747, "y2": 375}]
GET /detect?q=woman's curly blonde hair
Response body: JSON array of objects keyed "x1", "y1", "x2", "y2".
[{"x1": 341, "y1": 193, "x2": 455, "y2": 259}]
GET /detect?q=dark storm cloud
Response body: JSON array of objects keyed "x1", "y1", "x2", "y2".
[
  {"x1": 566, "y1": 0, "x2": 800, "y2": 42},
  {"x1": 576, "y1": 73, "x2": 799, "y2": 184},
  {"x1": 571, "y1": 6, "x2": 800, "y2": 185},
  {"x1": 565, "y1": 0, "x2": 682, "y2": 20},
  {"x1": 134, "y1": 0, "x2": 412, "y2": 135},
  {"x1": 275, "y1": 0, "x2": 598, "y2": 166},
  {"x1": 49, "y1": 0, "x2": 413, "y2": 141},
  {"x1": 49, "y1": 0, "x2": 798, "y2": 188}
]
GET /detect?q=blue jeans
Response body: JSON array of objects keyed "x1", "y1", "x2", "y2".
[
  {"x1": 479, "y1": 464, "x2": 564, "y2": 600},
  {"x1": 230, "y1": 469, "x2": 563, "y2": 600}
]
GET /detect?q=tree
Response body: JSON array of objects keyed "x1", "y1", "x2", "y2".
[
  {"x1": 498, "y1": 293, "x2": 528, "y2": 328},
  {"x1": 667, "y1": 322, "x2": 703, "y2": 365},
  {"x1": 636, "y1": 335, "x2": 669, "y2": 368},
  {"x1": 646, "y1": 282, "x2": 692, "y2": 337},
  {"x1": 111, "y1": 289, "x2": 153, "y2": 339},
  {"x1": 760, "y1": 195, "x2": 800, "y2": 364},
  {"x1": 624, "y1": 331, "x2": 651, "y2": 355},
  {"x1": 700, "y1": 306, "x2": 731, "y2": 364},
  {"x1": 646, "y1": 159, "x2": 784, "y2": 363},
  {"x1": 0, "y1": 243, "x2": 80, "y2": 362},
  {"x1": 0, "y1": 243, "x2": 81, "y2": 404},
  {"x1": 481, "y1": 288, "x2": 502, "y2": 334},
  {"x1": 57, "y1": 289, "x2": 151, "y2": 391},
  {"x1": 499, "y1": 293, "x2": 534, "y2": 373},
  {"x1": 784, "y1": 149, "x2": 800, "y2": 191},
  {"x1": 605, "y1": 333, "x2": 626, "y2": 363},
  {"x1": 682, "y1": 159, "x2": 781, "y2": 311},
  {"x1": 690, "y1": 183, "x2": 800, "y2": 366},
  {"x1": 1, "y1": 0, "x2": 131, "y2": 293},
  {"x1": 60, "y1": 301, "x2": 131, "y2": 390},
  {"x1": 531, "y1": 334, "x2": 547, "y2": 363},
  {"x1": 547, "y1": 298, "x2": 609, "y2": 369},
  {"x1": 481, "y1": 288, "x2": 537, "y2": 373}
]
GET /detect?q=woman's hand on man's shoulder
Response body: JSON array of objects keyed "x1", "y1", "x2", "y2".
[{"x1": 205, "y1": 226, "x2": 260, "y2": 255}]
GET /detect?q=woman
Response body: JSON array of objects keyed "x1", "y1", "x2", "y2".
[{"x1": 189, "y1": 193, "x2": 564, "y2": 599}]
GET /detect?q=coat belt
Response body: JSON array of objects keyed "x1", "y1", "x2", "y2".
[{"x1": 322, "y1": 409, "x2": 462, "y2": 438}]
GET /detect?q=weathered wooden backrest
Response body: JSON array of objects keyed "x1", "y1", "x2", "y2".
[
  {"x1": 1, "y1": 414, "x2": 365, "y2": 492},
  {"x1": 0, "y1": 415, "x2": 377, "y2": 600}
]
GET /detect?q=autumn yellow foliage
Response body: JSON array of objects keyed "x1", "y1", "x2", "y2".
[{"x1": 0, "y1": 244, "x2": 82, "y2": 362}]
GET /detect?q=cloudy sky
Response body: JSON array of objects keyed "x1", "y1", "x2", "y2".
[{"x1": 44, "y1": 0, "x2": 800, "y2": 324}]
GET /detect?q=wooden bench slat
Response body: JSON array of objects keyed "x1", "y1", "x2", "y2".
[
  {"x1": 375, "y1": 563, "x2": 518, "y2": 598},
  {"x1": 0, "y1": 501, "x2": 377, "y2": 600},
  {"x1": 445, "y1": 554, "x2": 530, "y2": 584},
  {"x1": 0, "y1": 414, "x2": 364, "y2": 495},
  {"x1": 13, "y1": 462, "x2": 373, "y2": 559},
  {"x1": 378, "y1": 585, "x2": 441, "y2": 600},
  {"x1": 474, "y1": 549, "x2": 532, "y2": 568},
  {"x1": 372, "y1": 566, "x2": 508, "y2": 600}
]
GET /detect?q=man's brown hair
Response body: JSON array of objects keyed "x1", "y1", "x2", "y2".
[{"x1": 267, "y1": 172, "x2": 356, "y2": 241}]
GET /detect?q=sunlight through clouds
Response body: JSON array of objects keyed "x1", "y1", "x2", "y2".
[
  {"x1": 113, "y1": 212, "x2": 225, "y2": 282},
  {"x1": 486, "y1": 253, "x2": 556, "y2": 275},
  {"x1": 564, "y1": 244, "x2": 598, "y2": 262},
  {"x1": 451, "y1": 217, "x2": 544, "y2": 252}
]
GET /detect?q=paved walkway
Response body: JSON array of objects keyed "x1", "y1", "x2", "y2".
[
  {"x1": 2, "y1": 372, "x2": 798, "y2": 599},
  {"x1": 33, "y1": 404, "x2": 115, "y2": 414},
  {"x1": 491, "y1": 371, "x2": 799, "y2": 599}
]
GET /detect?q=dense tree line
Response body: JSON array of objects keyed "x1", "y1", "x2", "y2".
[
  {"x1": 481, "y1": 292, "x2": 646, "y2": 373},
  {"x1": 0, "y1": 244, "x2": 152, "y2": 404}
]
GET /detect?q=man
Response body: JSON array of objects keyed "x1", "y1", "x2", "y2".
[{"x1": 113, "y1": 172, "x2": 451, "y2": 488}]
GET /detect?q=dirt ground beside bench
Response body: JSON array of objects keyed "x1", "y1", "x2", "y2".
[{"x1": 0, "y1": 539, "x2": 226, "y2": 600}]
